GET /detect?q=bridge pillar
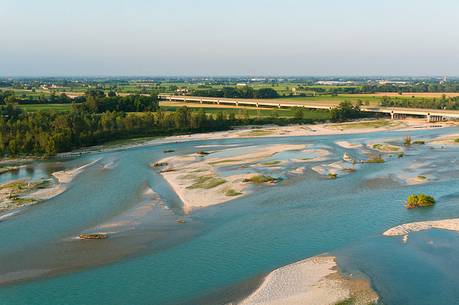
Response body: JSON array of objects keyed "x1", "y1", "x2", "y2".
[
  {"x1": 200, "y1": 99, "x2": 203, "y2": 104},
  {"x1": 217, "y1": 100, "x2": 220, "y2": 105},
  {"x1": 390, "y1": 112, "x2": 394, "y2": 120},
  {"x1": 426, "y1": 114, "x2": 431, "y2": 122},
  {"x1": 278, "y1": 104, "x2": 281, "y2": 108},
  {"x1": 256, "y1": 102, "x2": 259, "y2": 108},
  {"x1": 236, "y1": 102, "x2": 239, "y2": 107},
  {"x1": 169, "y1": 96, "x2": 172, "y2": 102}
]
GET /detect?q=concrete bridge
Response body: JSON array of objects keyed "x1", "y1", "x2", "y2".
[{"x1": 158, "y1": 94, "x2": 459, "y2": 122}]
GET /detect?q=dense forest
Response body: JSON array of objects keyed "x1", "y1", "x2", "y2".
[{"x1": 0, "y1": 92, "x2": 358, "y2": 157}]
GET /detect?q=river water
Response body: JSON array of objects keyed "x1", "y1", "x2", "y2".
[{"x1": 1, "y1": 127, "x2": 459, "y2": 305}]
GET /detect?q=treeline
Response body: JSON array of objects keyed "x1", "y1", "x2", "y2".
[
  {"x1": 75, "y1": 90, "x2": 158, "y2": 113},
  {"x1": 299, "y1": 83, "x2": 459, "y2": 95},
  {"x1": 1, "y1": 89, "x2": 159, "y2": 113},
  {"x1": 191, "y1": 87, "x2": 279, "y2": 99},
  {"x1": 380, "y1": 96, "x2": 459, "y2": 110},
  {"x1": 0, "y1": 105, "x2": 330, "y2": 157}
]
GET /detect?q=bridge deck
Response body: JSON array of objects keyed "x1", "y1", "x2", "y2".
[{"x1": 158, "y1": 95, "x2": 459, "y2": 119}]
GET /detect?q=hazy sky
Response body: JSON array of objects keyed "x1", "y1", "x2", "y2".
[{"x1": 1, "y1": 0, "x2": 459, "y2": 76}]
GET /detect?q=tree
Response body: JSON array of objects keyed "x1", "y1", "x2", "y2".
[{"x1": 330, "y1": 101, "x2": 362, "y2": 122}]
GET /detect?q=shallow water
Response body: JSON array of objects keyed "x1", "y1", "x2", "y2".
[{"x1": 1, "y1": 127, "x2": 459, "y2": 305}]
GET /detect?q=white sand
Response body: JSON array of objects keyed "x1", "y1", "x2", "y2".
[
  {"x1": 383, "y1": 218, "x2": 459, "y2": 236},
  {"x1": 335, "y1": 141, "x2": 363, "y2": 149},
  {"x1": 52, "y1": 158, "x2": 101, "y2": 184},
  {"x1": 158, "y1": 144, "x2": 304, "y2": 213},
  {"x1": 312, "y1": 161, "x2": 355, "y2": 177},
  {"x1": 291, "y1": 149, "x2": 331, "y2": 163},
  {"x1": 430, "y1": 133, "x2": 459, "y2": 146},
  {"x1": 240, "y1": 255, "x2": 378, "y2": 305}
]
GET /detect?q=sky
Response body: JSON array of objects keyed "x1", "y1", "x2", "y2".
[{"x1": 1, "y1": 0, "x2": 459, "y2": 76}]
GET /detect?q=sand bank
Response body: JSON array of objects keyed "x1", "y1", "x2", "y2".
[
  {"x1": 335, "y1": 141, "x2": 363, "y2": 149},
  {"x1": 156, "y1": 144, "x2": 303, "y2": 212},
  {"x1": 52, "y1": 158, "x2": 100, "y2": 184},
  {"x1": 312, "y1": 161, "x2": 356, "y2": 177},
  {"x1": 0, "y1": 159, "x2": 100, "y2": 216},
  {"x1": 429, "y1": 133, "x2": 459, "y2": 146},
  {"x1": 239, "y1": 255, "x2": 378, "y2": 305},
  {"x1": 383, "y1": 218, "x2": 459, "y2": 237}
]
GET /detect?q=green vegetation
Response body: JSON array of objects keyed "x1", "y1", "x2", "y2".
[
  {"x1": 328, "y1": 173, "x2": 338, "y2": 179},
  {"x1": 454, "y1": 138, "x2": 459, "y2": 143},
  {"x1": 0, "y1": 94, "x2": 331, "y2": 157},
  {"x1": 413, "y1": 140, "x2": 425, "y2": 145},
  {"x1": 191, "y1": 86, "x2": 279, "y2": 99},
  {"x1": 242, "y1": 129, "x2": 274, "y2": 136},
  {"x1": 334, "y1": 298, "x2": 377, "y2": 305},
  {"x1": 405, "y1": 193, "x2": 436, "y2": 209},
  {"x1": 208, "y1": 159, "x2": 241, "y2": 165},
  {"x1": 18, "y1": 104, "x2": 73, "y2": 112},
  {"x1": 225, "y1": 189, "x2": 242, "y2": 196},
  {"x1": 372, "y1": 143, "x2": 401, "y2": 152},
  {"x1": 243, "y1": 175, "x2": 280, "y2": 184},
  {"x1": 330, "y1": 101, "x2": 365, "y2": 122},
  {"x1": 186, "y1": 176, "x2": 226, "y2": 189},
  {"x1": 334, "y1": 120, "x2": 392, "y2": 130},
  {"x1": 365, "y1": 155, "x2": 385, "y2": 163},
  {"x1": 260, "y1": 160, "x2": 281, "y2": 166},
  {"x1": 404, "y1": 136, "x2": 412, "y2": 146}
]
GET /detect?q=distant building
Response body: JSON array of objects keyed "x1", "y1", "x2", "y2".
[{"x1": 315, "y1": 81, "x2": 355, "y2": 86}]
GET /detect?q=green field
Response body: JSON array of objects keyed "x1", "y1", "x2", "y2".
[{"x1": 18, "y1": 104, "x2": 73, "y2": 112}]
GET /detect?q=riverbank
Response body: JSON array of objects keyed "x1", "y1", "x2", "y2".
[
  {"x1": 239, "y1": 255, "x2": 378, "y2": 305},
  {"x1": 0, "y1": 159, "x2": 100, "y2": 218},
  {"x1": 383, "y1": 218, "x2": 459, "y2": 237}
]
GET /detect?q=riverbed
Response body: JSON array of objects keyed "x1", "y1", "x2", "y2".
[{"x1": 1, "y1": 123, "x2": 459, "y2": 305}]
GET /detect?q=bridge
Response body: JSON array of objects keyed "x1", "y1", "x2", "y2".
[{"x1": 159, "y1": 94, "x2": 459, "y2": 122}]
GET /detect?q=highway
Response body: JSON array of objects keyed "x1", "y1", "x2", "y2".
[{"x1": 159, "y1": 94, "x2": 459, "y2": 121}]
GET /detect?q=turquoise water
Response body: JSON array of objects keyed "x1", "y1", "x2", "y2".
[{"x1": 1, "y1": 128, "x2": 459, "y2": 305}]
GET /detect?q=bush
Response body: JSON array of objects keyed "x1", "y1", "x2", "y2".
[
  {"x1": 405, "y1": 193, "x2": 436, "y2": 209},
  {"x1": 403, "y1": 136, "x2": 412, "y2": 146},
  {"x1": 243, "y1": 175, "x2": 281, "y2": 184}
]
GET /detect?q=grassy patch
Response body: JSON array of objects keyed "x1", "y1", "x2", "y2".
[
  {"x1": 334, "y1": 120, "x2": 392, "y2": 130},
  {"x1": 244, "y1": 129, "x2": 274, "y2": 136},
  {"x1": 365, "y1": 155, "x2": 385, "y2": 163},
  {"x1": 13, "y1": 197, "x2": 36, "y2": 205},
  {"x1": 225, "y1": 189, "x2": 242, "y2": 196},
  {"x1": 209, "y1": 159, "x2": 241, "y2": 165},
  {"x1": 243, "y1": 175, "x2": 281, "y2": 184},
  {"x1": 18, "y1": 104, "x2": 73, "y2": 112},
  {"x1": 187, "y1": 176, "x2": 226, "y2": 189},
  {"x1": 259, "y1": 160, "x2": 281, "y2": 166},
  {"x1": 372, "y1": 143, "x2": 400, "y2": 152},
  {"x1": 328, "y1": 173, "x2": 338, "y2": 179}
]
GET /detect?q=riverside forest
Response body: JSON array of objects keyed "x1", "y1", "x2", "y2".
[
  {"x1": 0, "y1": 89, "x2": 352, "y2": 156},
  {"x1": 2, "y1": 76, "x2": 459, "y2": 157}
]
